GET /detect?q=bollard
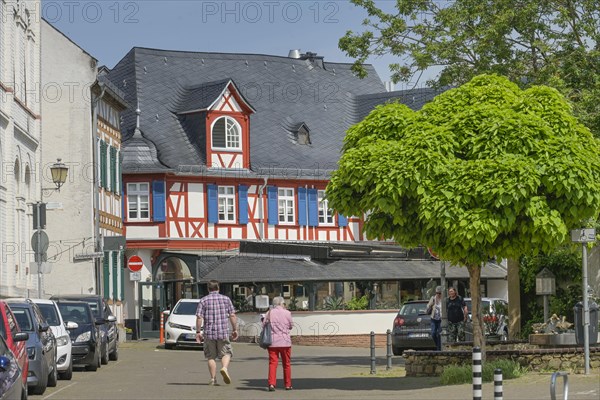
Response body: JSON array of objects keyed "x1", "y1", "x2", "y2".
[
  {"x1": 550, "y1": 371, "x2": 569, "y2": 400},
  {"x1": 160, "y1": 311, "x2": 165, "y2": 344},
  {"x1": 370, "y1": 331, "x2": 376, "y2": 374},
  {"x1": 472, "y1": 347, "x2": 482, "y2": 400},
  {"x1": 494, "y1": 368, "x2": 503, "y2": 400},
  {"x1": 386, "y1": 329, "x2": 392, "y2": 370}
]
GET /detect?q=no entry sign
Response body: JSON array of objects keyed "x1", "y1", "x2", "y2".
[{"x1": 128, "y1": 255, "x2": 144, "y2": 272}]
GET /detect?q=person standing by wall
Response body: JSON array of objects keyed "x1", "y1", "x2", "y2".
[
  {"x1": 446, "y1": 287, "x2": 468, "y2": 343},
  {"x1": 196, "y1": 280, "x2": 238, "y2": 386},
  {"x1": 264, "y1": 296, "x2": 293, "y2": 391},
  {"x1": 427, "y1": 286, "x2": 443, "y2": 350}
]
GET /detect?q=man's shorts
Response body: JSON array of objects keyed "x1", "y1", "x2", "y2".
[{"x1": 203, "y1": 338, "x2": 233, "y2": 360}]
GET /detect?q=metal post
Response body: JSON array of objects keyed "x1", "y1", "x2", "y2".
[
  {"x1": 386, "y1": 329, "x2": 392, "y2": 370},
  {"x1": 441, "y1": 260, "x2": 447, "y2": 347},
  {"x1": 494, "y1": 368, "x2": 503, "y2": 400},
  {"x1": 370, "y1": 331, "x2": 376, "y2": 374},
  {"x1": 472, "y1": 347, "x2": 482, "y2": 400},
  {"x1": 550, "y1": 371, "x2": 569, "y2": 400},
  {"x1": 543, "y1": 294, "x2": 549, "y2": 323},
  {"x1": 37, "y1": 227, "x2": 42, "y2": 297},
  {"x1": 582, "y1": 244, "x2": 590, "y2": 375}
]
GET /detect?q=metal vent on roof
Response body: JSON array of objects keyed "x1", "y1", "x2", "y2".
[
  {"x1": 163, "y1": 57, "x2": 168, "y2": 64},
  {"x1": 123, "y1": 79, "x2": 127, "y2": 87},
  {"x1": 201, "y1": 59, "x2": 205, "y2": 65},
  {"x1": 292, "y1": 65, "x2": 296, "y2": 72},
  {"x1": 264, "y1": 61, "x2": 268, "y2": 68},
  {"x1": 155, "y1": 114, "x2": 159, "y2": 121},
  {"x1": 245, "y1": 60, "x2": 249, "y2": 67},
  {"x1": 143, "y1": 66, "x2": 147, "y2": 74}
]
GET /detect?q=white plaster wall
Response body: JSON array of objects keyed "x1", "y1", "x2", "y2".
[
  {"x1": 126, "y1": 225, "x2": 159, "y2": 239},
  {"x1": 41, "y1": 20, "x2": 97, "y2": 297},
  {"x1": 123, "y1": 249, "x2": 153, "y2": 323},
  {"x1": 487, "y1": 279, "x2": 508, "y2": 300}
]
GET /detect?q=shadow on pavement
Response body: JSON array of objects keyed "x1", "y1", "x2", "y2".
[{"x1": 236, "y1": 376, "x2": 438, "y2": 392}]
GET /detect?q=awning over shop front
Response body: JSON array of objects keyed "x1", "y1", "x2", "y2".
[{"x1": 200, "y1": 255, "x2": 507, "y2": 283}]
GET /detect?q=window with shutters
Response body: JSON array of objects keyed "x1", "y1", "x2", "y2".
[
  {"x1": 109, "y1": 146, "x2": 117, "y2": 193},
  {"x1": 218, "y1": 186, "x2": 235, "y2": 222},
  {"x1": 100, "y1": 140, "x2": 107, "y2": 188},
  {"x1": 278, "y1": 188, "x2": 295, "y2": 224},
  {"x1": 318, "y1": 190, "x2": 334, "y2": 225},
  {"x1": 211, "y1": 116, "x2": 241, "y2": 150},
  {"x1": 127, "y1": 182, "x2": 149, "y2": 221}
]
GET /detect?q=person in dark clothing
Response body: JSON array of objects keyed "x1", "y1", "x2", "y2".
[{"x1": 446, "y1": 287, "x2": 468, "y2": 342}]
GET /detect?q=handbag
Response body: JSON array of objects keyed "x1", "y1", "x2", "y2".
[{"x1": 258, "y1": 321, "x2": 272, "y2": 349}]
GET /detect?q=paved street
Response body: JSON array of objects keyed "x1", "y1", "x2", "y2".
[{"x1": 34, "y1": 340, "x2": 599, "y2": 400}]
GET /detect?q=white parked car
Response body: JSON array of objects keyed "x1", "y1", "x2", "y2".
[
  {"x1": 32, "y1": 298, "x2": 74, "y2": 379},
  {"x1": 165, "y1": 299, "x2": 202, "y2": 350}
]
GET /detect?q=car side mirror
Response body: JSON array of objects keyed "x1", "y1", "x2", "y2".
[
  {"x1": 13, "y1": 332, "x2": 29, "y2": 342},
  {"x1": 65, "y1": 321, "x2": 79, "y2": 330},
  {"x1": 39, "y1": 323, "x2": 50, "y2": 332},
  {"x1": 107, "y1": 315, "x2": 117, "y2": 323},
  {"x1": 95, "y1": 317, "x2": 106, "y2": 325}
]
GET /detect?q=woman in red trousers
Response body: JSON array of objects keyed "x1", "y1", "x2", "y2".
[{"x1": 263, "y1": 296, "x2": 293, "y2": 391}]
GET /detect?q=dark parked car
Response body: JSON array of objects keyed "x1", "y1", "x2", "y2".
[
  {"x1": 6, "y1": 299, "x2": 57, "y2": 395},
  {"x1": 55, "y1": 301, "x2": 101, "y2": 371},
  {"x1": 0, "y1": 334, "x2": 25, "y2": 400},
  {"x1": 51, "y1": 295, "x2": 118, "y2": 364},
  {"x1": 391, "y1": 300, "x2": 436, "y2": 355},
  {"x1": 0, "y1": 300, "x2": 29, "y2": 397}
]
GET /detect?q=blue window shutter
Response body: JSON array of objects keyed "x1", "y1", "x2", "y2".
[
  {"x1": 103, "y1": 254, "x2": 110, "y2": 300},
  {"x1": 238, "y1": 185, "x2": 248, "y2": 224},
  {"x1": 338, "y1": 214, "x2": 348, "y2": 227},
  {"x1": 297, "y1": 187, "x2": 307, "y2": 226},
  {"x1": 207, "y1": 184, "x2": 218, "y2": 223},
  {"x1": 152, "y1": 181, "x2": 166, "y2": 222},
  {"x1": 307, "y1": 189, "x2": 318, "y2": 227},
  {"x1": 112, "y1": 251, "x2": 118, "y2": 300},
  {"x1": 267, "y1": 186, "x2": 278, "y2": 225}
]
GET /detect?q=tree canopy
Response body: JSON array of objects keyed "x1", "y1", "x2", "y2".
[
  {"x1": 326, "y1": 74, "x2": 600, "y2": 347},
  {"x1": 339, "y1": 0, "x2": 600, "y2": 137}
]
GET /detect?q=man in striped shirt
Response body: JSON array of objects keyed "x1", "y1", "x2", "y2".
[{"x1": 196, "y1": 280, "x2": 238, "y2": 386}]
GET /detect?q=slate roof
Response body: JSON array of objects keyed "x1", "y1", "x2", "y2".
[
  {"x1": 106, "y1": 47, "x2": 440, "y2": 176},
  {"x1": 201, "y1": 256, "x2": 507, "y2": 283}
]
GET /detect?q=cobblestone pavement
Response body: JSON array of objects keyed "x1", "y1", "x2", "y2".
[{"x1": 36, "y1": 339, "x2": 599, "y2": 400}]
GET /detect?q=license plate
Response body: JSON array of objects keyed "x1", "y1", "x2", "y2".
[
  {"x1": 185, "y1": 333, "x2": 196, "y2": 340},
  {"x1": 408, "y1": 333, "x2": 429, "y2": 338}
]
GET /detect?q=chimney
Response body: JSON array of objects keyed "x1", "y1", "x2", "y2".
[
  {"x1": 300, "y1": 51, "x2": 325, "y2": 69},
  {"x1": 288, "y1": 49, "x2": 301, "y2": 59}
]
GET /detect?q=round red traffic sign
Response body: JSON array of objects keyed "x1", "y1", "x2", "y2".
[{"x1": 128, "y1": 255, "x2": 144, "y2": 272}]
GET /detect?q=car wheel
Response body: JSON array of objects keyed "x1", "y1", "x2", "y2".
[
  {"x1": 47, "y1": 358, "x2": 58, "y2": 387},
  {"x1": 31, "y1": 359, "x2": 48, "y2": 395},
  {"x1": 86, "y1": 349, "x2": 100, "y2": 371},
  {"x1": 392, "y1": 346, "x2": 403, "y2": 356},
  {"x1": 101, "y1": 342, "x2": 109, "y2": 365},
  {"x1": 109, "y1": 342, "x2": 119, "y2": 361},
  {"x1": 59, "y1": 358, "x2": 73, "y2": 380},
  {"x1": 164, "y1": 342, "x2": 175, "y2": 350}
]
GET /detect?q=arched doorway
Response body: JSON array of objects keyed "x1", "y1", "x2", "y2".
[{"x1": 138, "y1": 254, "x2": 200, "y2": 339}]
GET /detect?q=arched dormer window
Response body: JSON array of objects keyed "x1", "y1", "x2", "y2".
[{"x1": 211, "y1": 116, "x2": 241, "y2": 150}]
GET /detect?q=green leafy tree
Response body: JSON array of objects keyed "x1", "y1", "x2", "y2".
[
  {"x1": 339, "y1": 0, "x2": 600, "y2": 137},
  {"x1": 326, "y1": 74, "x2": 600, "y2": 350}
]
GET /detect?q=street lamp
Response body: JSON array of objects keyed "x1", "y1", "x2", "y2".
[
  {"x1": 35, "y1": 158, "x2": 69, "y2": 297},
  {"x1": 43, "y1": 159, "x2": 69, "y2": 193}
]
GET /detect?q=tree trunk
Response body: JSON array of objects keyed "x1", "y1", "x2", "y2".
[
  {"x1": 467, "y1": 263, "x2": 485, "y2": 357},
  {"x1": 507, "y1": 258, "x2": 521, "y2": 339}
]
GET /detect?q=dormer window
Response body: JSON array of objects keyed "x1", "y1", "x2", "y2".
[
  {"x1": 297, "y1": 125, "x2": 311, "y2": 145},
  {"x1": 212, "y1": 116, "x2": 241, "y2": 150}
]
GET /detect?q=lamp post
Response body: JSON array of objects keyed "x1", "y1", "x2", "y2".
[
  {"x1": 571, "y1": 228, "x2": 597, "y2": 375},
  {"x1": 35, "y1": 159, "x2": 69, "y2": 297}
]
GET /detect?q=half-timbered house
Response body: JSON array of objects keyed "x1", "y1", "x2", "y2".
[{"x1": 104, "y1": 48, "x2": 507, "y2": 338}]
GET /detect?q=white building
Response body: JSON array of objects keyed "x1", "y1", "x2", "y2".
[
  {"x1": 40, "y1": 20, "x2": 127, "y2": 322},
  {"x1": 0, "y1": 0, "x2": 42, "y2": 297}
]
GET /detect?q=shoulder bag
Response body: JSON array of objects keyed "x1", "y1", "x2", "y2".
[{"x1": 258, "y1": 313, "x2": 272, "y2": 349}]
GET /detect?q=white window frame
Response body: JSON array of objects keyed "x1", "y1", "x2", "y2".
[
  {"x1": 211, "y1": 116, "x2": 241, "y2": 151},
  {"x1": 127, "y1": 182, "x2": 149, "y2": 221},
  {"x1": 218, "y1": 186, "x2": 236, "y2": 223},
  {"x1": 278, "y1": 188, "x2": 295, "y2": 225},
  {"x1": 318, "y1": 190, "x2": 334, "y2": 225}
]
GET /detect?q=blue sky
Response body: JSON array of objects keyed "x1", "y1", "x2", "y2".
[{"x1": 42, "y1": 0, "x2": 418, "y2": 87}]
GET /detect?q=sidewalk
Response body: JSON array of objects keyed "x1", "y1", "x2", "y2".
[{"x1": 122, "y1": 339, "x2": 599, "y2": 399}]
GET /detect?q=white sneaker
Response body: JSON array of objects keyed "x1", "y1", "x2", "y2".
[{"x1": 208, "y1": 378, "x2": 218, "y2": 386}]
